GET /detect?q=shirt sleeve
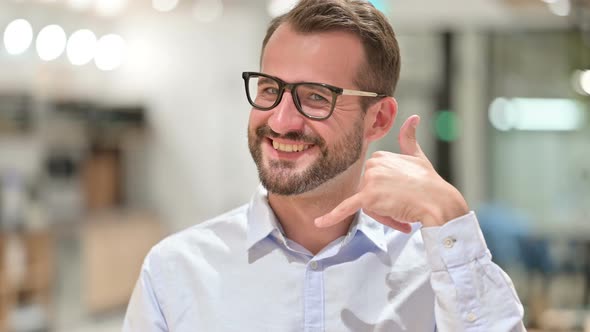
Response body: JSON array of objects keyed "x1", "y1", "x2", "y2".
[
  {"x1": 123, "y1": 250, "x2": 169, "y2": 332},
  {"x1": 420, "y1": 211, "x2": 526, "y2": 332}
]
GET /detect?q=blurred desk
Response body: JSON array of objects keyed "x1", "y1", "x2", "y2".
[
  {"x1": 82, "y1": 212, "x2": 165, "y2": 314},
  {"x1": 0, "y1": 230, "x2": 55, "y2": 331}
]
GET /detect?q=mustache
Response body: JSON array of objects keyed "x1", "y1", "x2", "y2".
[{"x1": 255, "y1": 125, "x2": 324, "y2": 146}]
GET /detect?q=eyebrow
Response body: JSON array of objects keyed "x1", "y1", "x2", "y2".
[
  {"x1": 300, "y1": 83, "x2": 331, "y2": 93},
  {"x1": 258, "y1": 77, "x2": 277, "y2": 85}
]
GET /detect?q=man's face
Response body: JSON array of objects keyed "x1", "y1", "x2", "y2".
[{"x1": 248, "y1": 24, "x2": 369, "y2": 196}]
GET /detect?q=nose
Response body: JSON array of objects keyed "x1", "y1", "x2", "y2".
[{"x1": 267, "y1": 90, "x2": 306, "y2": 135}]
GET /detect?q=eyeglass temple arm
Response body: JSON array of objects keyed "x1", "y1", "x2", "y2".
[{"x1": 341, "y1": 89, "x2": 385, "y2": 97}]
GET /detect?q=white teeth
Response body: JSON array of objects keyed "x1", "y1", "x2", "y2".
[{"x1": 272, "y1": 140, "x2": 310, "y2": 152}]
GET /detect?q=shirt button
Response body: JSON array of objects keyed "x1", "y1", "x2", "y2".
[
  {"x1": 467, "y1": 312, "x2": 477, "y2": 322},
  {"x1": 310, "y1": 261, "x2": 318, "y2": 270},
  {"x1": 443, "y1": 237, "x2": 456, "y2": 248}
]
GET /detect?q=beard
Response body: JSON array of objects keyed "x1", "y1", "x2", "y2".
[{"x1": 248, "y1": 119, "x2": 364, "y2": 196}]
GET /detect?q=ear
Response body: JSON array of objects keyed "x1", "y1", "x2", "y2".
[{"x1": 364, "y1": 97, "x2": 397, "y2": 142}]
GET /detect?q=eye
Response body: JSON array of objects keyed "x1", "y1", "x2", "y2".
[
  {"x1": 264, "y1": 87, "x2": 279, "y2": 95},
  {"x1": 309, "y1": 93, "x2": 329, "y2": 102},
  {"x1": 297, "y1": 84, "x2": 332, "y2": 105}
]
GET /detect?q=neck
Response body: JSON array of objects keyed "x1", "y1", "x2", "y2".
[{"x1": 268, "y1": 164, "x2": 362, "y2": 255}]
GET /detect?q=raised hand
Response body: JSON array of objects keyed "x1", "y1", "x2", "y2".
[{"x1": 314, "y1": 115, "x2": 469, "y2": 233}]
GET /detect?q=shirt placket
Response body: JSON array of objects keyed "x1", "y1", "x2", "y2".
[{"x1": 304, "y1": 259, "x2": 324, "y2": 332}]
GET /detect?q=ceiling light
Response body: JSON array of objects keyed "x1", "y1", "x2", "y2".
[
  {"x1": 547, "y1": 0, "x2": 570, "y2": 16},
  {"x1": 153, "y1": 0, "x2": 179, "y2": 12},
  {"x1": 95, "y1": 34, "x2": 126, "y2": 71},
  {"x1": 571, "y1": 70, "x2": 590, "y2": 96},
  {"x1": 68, "y1": 0, "x2": 94, "y2": 11},
  {"x1": 36, "y1": 24, "x2": 67, "y2": 61},
  {"x1": 489, "y1": 97, "x2": 586, "y2": 131},
  {"x1": 3, "y1": 19, "x2": 33, "y2": 55},
  {"x1": 580, "y1": 70, "x2": 590, "y2": 95},
  {"x1": 193, "y1": 0, "x2": 224, "y2": 22},
  {"x1": 95, "y1": 0, "x2": 127, "y2": 17},
  {"x1": 67, "y1": 29, "x2": 97, "y2": 66}
]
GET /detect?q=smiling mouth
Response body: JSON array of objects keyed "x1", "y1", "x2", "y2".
[{"x1": 271, "y1": 140, "x2": 313, "y2": 152}]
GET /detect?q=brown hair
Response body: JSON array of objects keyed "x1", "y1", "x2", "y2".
[{"x1": 261, "y1": 0, "x2": 401, "y2": 104}]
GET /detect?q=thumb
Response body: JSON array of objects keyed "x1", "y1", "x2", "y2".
[{"x1": 398, "y1": 115, "x2": 426, "y2": 159}]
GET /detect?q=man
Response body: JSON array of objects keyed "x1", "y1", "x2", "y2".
[{"x1": 124, "y1": 0, "x2": 525, "y2": 331}]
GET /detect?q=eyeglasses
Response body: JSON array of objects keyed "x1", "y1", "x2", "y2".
[{"x1": 242, "y1": 72, "x2": 387, "y2": 121}]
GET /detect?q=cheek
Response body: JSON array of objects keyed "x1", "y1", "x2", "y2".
[
  {"x1": 326, "y1": 111, "x2": 367, "y2": 138},
  {"x1": 249, "y1": 109, "x2": 272, "y2": 127},
  {"x1": 248, "y1": 110, "x2": 265, "y2": 132}
]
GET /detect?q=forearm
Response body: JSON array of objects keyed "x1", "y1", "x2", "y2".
[{"x1": 421, "y1": 212, "x2": 525, "y2": 332}]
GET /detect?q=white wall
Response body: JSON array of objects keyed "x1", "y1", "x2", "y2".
[
  {"x1": 112, "y1": 6, "x2": 266, "y2": 230},
  {"x1": 0, "y1": 3, "x2": 267, "y2": 230}
]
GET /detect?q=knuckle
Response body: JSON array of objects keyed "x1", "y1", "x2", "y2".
[
  {"x1": 363, "y1": 169, "x2": 380, "y2": 183},
  {"x1": 371, "y1": 151, "x2": 386, "y2": 159},
  {"x1": 365, "y1": 158, "x2": 379, "y2": 169}
]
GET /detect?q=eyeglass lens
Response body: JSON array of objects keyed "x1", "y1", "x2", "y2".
[{"x1": 247, "y1": 75, "x2": 334, "y2": 118}]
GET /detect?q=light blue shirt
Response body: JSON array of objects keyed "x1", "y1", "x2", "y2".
[{"x1": 123, "y1": 186, "x2": 525, "y2": 332}]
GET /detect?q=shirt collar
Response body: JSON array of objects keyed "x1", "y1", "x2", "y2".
[
  {"x1": 246, "y1": 184, "x2": 388, "y2": 253},
  {"x1": 355, "y1": 211, "x2": 388, "y2": 253},
  {"x1": 246, "y1": 185, "x2": 283, "y2": 250}
]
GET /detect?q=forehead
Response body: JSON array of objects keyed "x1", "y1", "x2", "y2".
[{"x1": 261, "y1": 23, "x2": 365, "y2": 88}]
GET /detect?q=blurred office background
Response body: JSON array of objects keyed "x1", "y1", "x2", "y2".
[{"x1": 0, "y1": 0, "x2": 589, "y2": 331}]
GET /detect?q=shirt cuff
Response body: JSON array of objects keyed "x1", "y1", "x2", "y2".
[{"x1": 420, "y1": 211, "x2": 490, "y2": 272}]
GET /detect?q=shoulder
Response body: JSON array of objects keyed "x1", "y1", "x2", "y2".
[
  {"x1": 145, "y1": 204, "x2": 249, "y2": 267},
  {"x1": 134, "y1": 205, "x2": 251, "y2": 317}
]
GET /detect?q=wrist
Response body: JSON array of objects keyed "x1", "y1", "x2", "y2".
[{"x1": 421, "y1": 185, "x2": 469, "y2": 228}]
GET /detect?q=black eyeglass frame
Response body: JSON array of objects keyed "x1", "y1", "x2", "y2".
[{"x1": 242, "y1": 71, "x2": 387, "y2": 121}]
